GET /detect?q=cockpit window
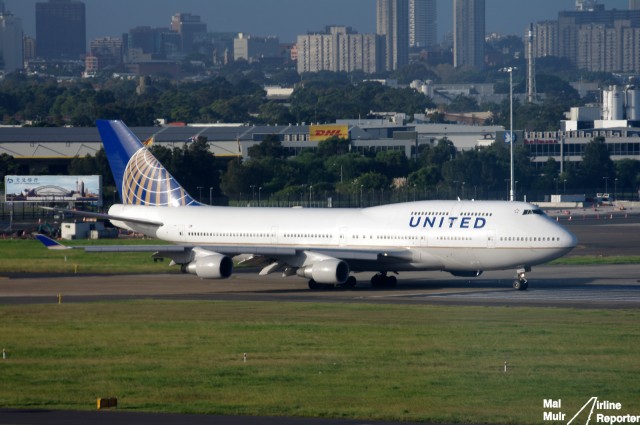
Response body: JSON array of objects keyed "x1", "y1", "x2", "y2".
[{"x1": 523, "y1": 209, "x2": 546, "y2": 216}]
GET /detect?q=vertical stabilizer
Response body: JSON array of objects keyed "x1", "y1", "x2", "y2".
[{"x1": 96, "y1": 120, "x2": 198, "y2": 206}]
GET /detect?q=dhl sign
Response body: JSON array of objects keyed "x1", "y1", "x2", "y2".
[{"x1": 309, "y1": 125, "x2": 349, "y2": 142}]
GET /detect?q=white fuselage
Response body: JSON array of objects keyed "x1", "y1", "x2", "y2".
[{"x1": 109, "y1": 200, "x2": 577, "y2": 273}]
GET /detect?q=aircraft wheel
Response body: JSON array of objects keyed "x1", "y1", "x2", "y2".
[
  {"x1": 344, "y1": 276, "x2": 357, "y2": 290},
  {"x1": 521, "y1": 281, "x2": 529, "y2": 290},
  {"x1": 512, "y1": 279, "x2": 522, "y2": 290},
  {"x1": 387, "y1": 275, "x2": 398, "y2": 287},
  {"x1": 308, "y1": 279, "x2": 320, "y2": 290},
  {"x1": 370, "y1": 274, "x2": 382, "y2": 288}
]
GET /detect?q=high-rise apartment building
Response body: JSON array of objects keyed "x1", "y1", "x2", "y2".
[
  {"x1": 170, "y1": 13, "x2": 207, "y2": 55},
  {"x1": 630, "y1": 0, "x2": 640, "y2": 10},
  {"x1": 234, "y1": 33, "x2": 280, "y2": 63},
  {"x1": 90, "y1": 37, "x2": 123, "y2": 69},
  {"x1": 126, "y1": 26, "x2": 180, "y2": 61},
  {"x1": 0, "y1": 4, "x2": 23, "y2": 73},
  {"x1": 534, "y1": 21, "x2": 559, "y2": 58},
  {"x1": 36, "y1": 0, "x2": 86, "y2": 60},
  {"x1": 534, "y1": 7, "x2": 640, "y2": 73},
  {"x1": 409, "y1": 0, "x2": 438, "y2": 48},
  {"x1": 409, "y1": 0, "x2": 437, "y2": 48},
  {"x1": 453, "y1": 0, "x2": 485, "y2": 69},
  {"x1": 296, "y1": 26, "x2": 383, "y2": 74},
  {"x1": 377, "y1": 0, "x2": 409, "y2": 71},
  {"x1": 23, "y1": 36, "x2": 36, "y2": 63}
]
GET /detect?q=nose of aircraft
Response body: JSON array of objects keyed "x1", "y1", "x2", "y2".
[{"x1": 559, "y1": 224, "x2": 578, "y2": 251}]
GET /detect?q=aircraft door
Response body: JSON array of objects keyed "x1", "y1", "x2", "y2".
[
  {"x1": 339, "y1": 227, "x2": 348, "y2": 246},
  {"x1": 486, "y1": 230, "x2": 496, "y2": 248}
]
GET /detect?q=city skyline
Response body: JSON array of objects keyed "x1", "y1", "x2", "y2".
[{"x1": 4, "y1": 0, "x2": 631, "y2": 45}]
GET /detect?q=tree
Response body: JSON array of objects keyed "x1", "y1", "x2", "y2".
[
  {"x1": 614, "y1": 159, "x2": 640, "y2": 198},
  {"x1": 580, "y1": 136, "x2": 615, "y2": 192},
  {"x1": 247, "y1": 135, "x2": 284, "y2": 159}
]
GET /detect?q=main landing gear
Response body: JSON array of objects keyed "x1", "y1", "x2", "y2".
[
  {"x1": 370, "y1": 272, "x2": 397, "y2": 289},
  {"x1": 512, "y1": 267, "x2": 529, "y2": 291}
]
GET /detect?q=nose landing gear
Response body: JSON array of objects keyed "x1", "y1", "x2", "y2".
[{"x1": 513, "y1": 267, "x2": 530, "y2": 290}]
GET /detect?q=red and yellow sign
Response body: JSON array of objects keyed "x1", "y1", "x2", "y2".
[{"x1": 309, "y1": 125, "x2": 349, "y2": 142}]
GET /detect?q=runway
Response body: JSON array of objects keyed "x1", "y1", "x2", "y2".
[{"x1": 1, "y1": 262, "x2": 639, "y2": 309}]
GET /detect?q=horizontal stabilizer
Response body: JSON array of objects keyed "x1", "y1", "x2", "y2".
[
  {"x1": 35, "y1": 234, "x2": 72, "y2": 250},
  {"x1": 41, "y1": 206, "x2": 163, "y2": 227}
]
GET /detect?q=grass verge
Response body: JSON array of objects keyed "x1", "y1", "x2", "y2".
[
  {"x1": 551, "y1": 255, "x2": 640, "y2": 265},
  {"x1": 0, "y1": 238, "x2": 177, "y2": 274},
  {"x1": 0, "y1": 301, "x2": 638, "y2": 424}
]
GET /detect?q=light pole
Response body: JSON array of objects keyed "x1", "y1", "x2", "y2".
[
  {"x1": 555, "y1": 178, "x2": 558, "y2": 195},
  {"x1": 197, "y1": 186, "x2": 203, "y2": 203},
  {"x1": 309, "y1": 185, "x2": 313, "y2": 207},
  {"x1": 258, "y1": 187, "x2": 262, "y2": 207},
  {"x1": 603, "y1": 176, "x2": 609, "y2": 194},
  {"x1": 250, "y1": 185, "x2": 256, "y2": 204},
  {"x1": 209, "y1": 187, "x2": 213, "y2": 205},
  {"x1": 502, "y1": 67, "x2": 517, "y2": 202},
  {"x1": 563, "y1": 179, "x2": 567, "y2": 194},
  {"x1": 360, "y1": 185, "x2": 364, "y2": 207},
  {"x1": 615, "y1": 178, "x2": 618, "y2": 201},
  {"x1": 462, "y1": 181, "x2": 466, "y2": 199}
]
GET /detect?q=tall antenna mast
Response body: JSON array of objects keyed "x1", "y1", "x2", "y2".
[{"x1": 527, "y1": 23, "x2": 536, "y2": 103}]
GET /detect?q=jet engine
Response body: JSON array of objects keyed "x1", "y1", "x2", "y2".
[
  {"x1": 182, "y1": 254, "x2": 233, "y2": 279},
  {"x1": 296, "y1": 259, "x2": 350, "y2": 284}
]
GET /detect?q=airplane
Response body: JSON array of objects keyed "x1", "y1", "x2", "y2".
[{"x1": 37, "y1": 120, "x2": 578, "y2": 291}]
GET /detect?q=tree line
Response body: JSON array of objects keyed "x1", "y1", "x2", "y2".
[{"x1": 1, "y1": 130, "x2": 638, "y2": 206}]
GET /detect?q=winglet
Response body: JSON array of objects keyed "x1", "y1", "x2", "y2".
[{"x1": 35, "y1": 234, "x2": 72, "y2": 250}]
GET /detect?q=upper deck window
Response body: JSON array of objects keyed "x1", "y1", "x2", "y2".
[{"x1": 523, "y1": 209, "x2": 546, "y2": 216}]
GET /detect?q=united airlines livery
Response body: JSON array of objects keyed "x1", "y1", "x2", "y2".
[{"x1": 37, "y1": 120, "x2": 577, "y2": 291}]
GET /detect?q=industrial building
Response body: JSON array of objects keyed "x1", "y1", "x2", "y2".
[{"x1": 0, "y1": 121, "x2": 504, "y2": 164}]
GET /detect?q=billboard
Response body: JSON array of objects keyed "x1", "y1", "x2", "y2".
[
  {"x1": 309, "y1": 125, "x2": 349, "y2": 142},
  {"x1": 4, "y1": 175, "x2": 102, "y2": 205}
]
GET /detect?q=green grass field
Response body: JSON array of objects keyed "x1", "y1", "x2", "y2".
[
  {"x1": 0, "y1": 301, "x2": 639, "y2": 424},
  {"x1": 0, "y1": 238, "x2": 177, "y2": 274}
]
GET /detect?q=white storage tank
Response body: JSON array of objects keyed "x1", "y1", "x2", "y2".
[
  {"x1": 626, "y1": 88, "x2": 640, "y2": 121},
  {"x1": 603, "y1": 86, "x2": 624, "y2": 121}
]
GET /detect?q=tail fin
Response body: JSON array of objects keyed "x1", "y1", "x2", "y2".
[{"x1": 96, "y1": 120, "x2": 198, "y2": 207}]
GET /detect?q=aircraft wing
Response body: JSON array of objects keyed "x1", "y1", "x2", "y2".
[{"x1": 36, "y1": 234, "x2": 411, "y2": 262}]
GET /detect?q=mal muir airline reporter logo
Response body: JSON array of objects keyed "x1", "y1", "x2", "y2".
[{"x1": 543, "y1": 397, "x2": 639, "y2": 424}]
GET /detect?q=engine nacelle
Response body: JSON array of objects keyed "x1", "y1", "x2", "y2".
[
  {"x1": 296, "y1": 259, "x2": 350, "y2": 284},
  {"x1": 449, "y1": 270, "x2": 483, "y2": 278},
  {"x1": 182, "y1": 254, "x2": 233, "y2": 279}
]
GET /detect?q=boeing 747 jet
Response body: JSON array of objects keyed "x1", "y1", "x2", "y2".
[{"x1": 38, "y1": 120, "x2": 577, "y2": 290}]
